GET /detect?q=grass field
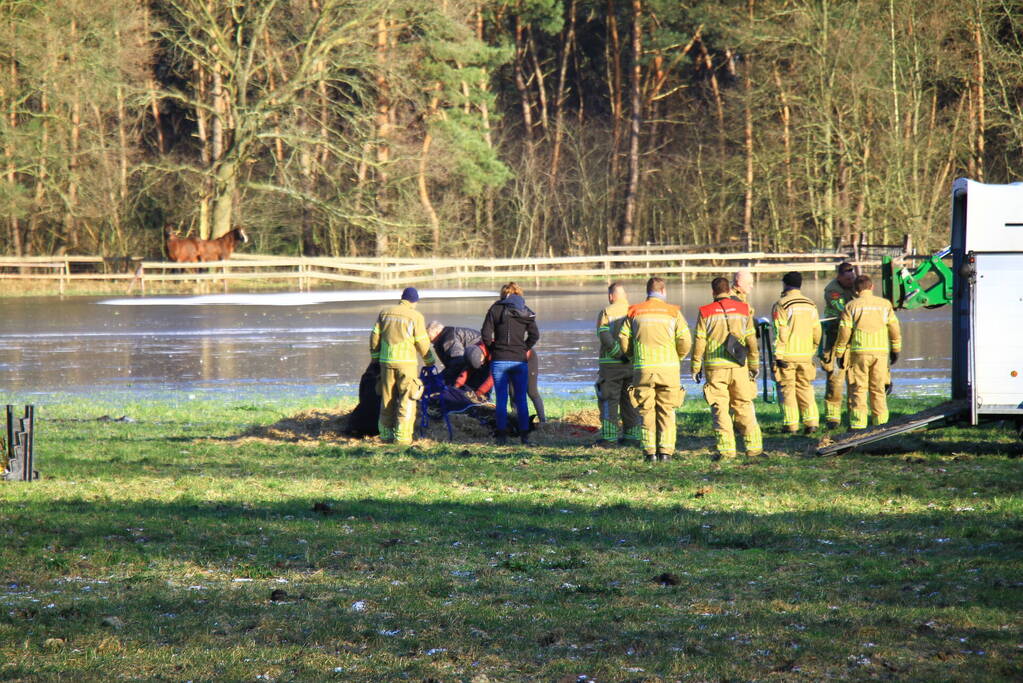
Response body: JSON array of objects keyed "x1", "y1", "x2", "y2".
[{"x1": 1, "y1": 394, "x2": 1021, "y2": 681}]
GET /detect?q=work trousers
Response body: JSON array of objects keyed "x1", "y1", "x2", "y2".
[
  {"x1": 776, "y1": 361, "x2": 819, "y2": 430},
  {"x1": 847, "y1": 354, "x2": 890, "y2": 430},
  {"x1": 631, "y1": 368, "x2": 683, "y2": 456},
  {"x1": 824, "y1": 348, "x2": 890, "y2": 425},
  {"x1": 596, "y1": 363, "x2": 640, "y2": 442},
  {"x1": 703, "y1": 366, "x2": 762, "y2": 457},
  {"x1": 822, "y1": 347, "x2": 848, "y2": 425},
  {"x1": 377, "y1": 365, "x2": 423, "y2": 444}
]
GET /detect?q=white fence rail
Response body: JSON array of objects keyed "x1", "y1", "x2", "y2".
[{"x1": 0, "y1": 250, "x2": 868, "y2": 293}]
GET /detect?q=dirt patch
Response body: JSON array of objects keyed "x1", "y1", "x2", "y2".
[
  {"x1": 241, "y1": 409, "x2": 353, "y2": 443},
  {"x1": 237, "y1": 407, "x2": 602, "y2": 446}
]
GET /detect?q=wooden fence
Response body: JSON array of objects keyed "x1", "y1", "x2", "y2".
[{"x1": 0, "y1": 250, "x2": 869, "y2": 293}]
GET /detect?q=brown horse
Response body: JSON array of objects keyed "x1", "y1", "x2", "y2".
[
  {"x1": 196, "y1": 227, "x2": 248, "y2": 262},
  {"x1": 164, "y1": 225, "x2": 201, "y2": 262}
]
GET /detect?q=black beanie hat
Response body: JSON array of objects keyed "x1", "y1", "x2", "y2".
[
  {"x1": 782, "y1": 271, "x2": 802, "y2": 289},
  {"x1": 401, "y1": 287, "x2": 420, "y2": 303}
]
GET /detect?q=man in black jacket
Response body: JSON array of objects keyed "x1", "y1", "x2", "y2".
[{"x1": 428, "y1": 322, "x2": 482, "y2": 386}]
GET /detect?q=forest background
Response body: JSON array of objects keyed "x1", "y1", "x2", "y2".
[{"x1": 1, "y1": 0, "x2": 1020, "y2": 260}]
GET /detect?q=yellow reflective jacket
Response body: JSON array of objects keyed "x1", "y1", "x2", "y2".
[
  {"x1": 823, "y1": 278, "x2": 855, "y2": 319},
  {"x1": 618, "y1": 296, "x2": 691, "y2": 371},
  {"x1": 833, "y1": 290, "x2": 902, "y2": 357},
  {"x1": 369, "y1": 300, "x2": 437, "y2": 367},
  {"x1": 692, "y1": 295, "x2": 759, "y2": 372},
  {"x1": 730, "y1": 288, "x2": 756, "y2": 319},
  {"x1": 772, "y1": 288, "x2": 822, "y2": 363},
  {"x1": 596, "y1": 299, "x2": 630, "y2": 364}
]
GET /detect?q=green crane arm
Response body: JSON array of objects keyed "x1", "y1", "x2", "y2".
[{"x1": 881, "y1": 247, "x2": 954, "y2": 310}]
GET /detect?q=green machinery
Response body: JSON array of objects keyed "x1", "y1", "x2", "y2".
[{"x1": 881, "y1": 247, "x2": 954, "y2": 310}]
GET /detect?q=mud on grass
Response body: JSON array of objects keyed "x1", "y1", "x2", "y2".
[
  {"x1": 1, "y1": 396, "x2": 1021, "y2": 681},
  {"x1": 238, "y1": 404, "x2": 603, "y2": 446}
]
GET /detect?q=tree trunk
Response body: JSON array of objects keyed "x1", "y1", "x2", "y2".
[
  {"x1": 209, "y1": 61, "x2": 226, "y2": 239},
  {"x1": 773, "y1": 65, "x2": 797, "y2": 238},
  {"x1": 513, "y1": 14, "x2": 535, "y2": 150},
  {"x1": 141, "y1": 1, "x2": 165, "y2": 154},
  {"x1": 549, "y1": 0, "x2": 576, "y2": 190},
  {"x1": 741, "y1": 2, "x2": 756, "y2": 250},
  {"x1": 65, "y1": 18, "x2": 81, "y2": 249},
  {"x1": 973, "y1": 4, "x2": 985, "y2": 181},
  {"x1": 3, "y1": 52, "x2": 21, "y2": 255},
  {"x1": 618, "y1": 0, "x2": 642, "y2": 247},
  {"x1": 194, "y1": 58, "x2": 211, "y2": 238},
  {"x1": 605, "y1": 0, "x2": 623, "y2": 247},
  {"x1": 420, "y1": 87, "x2": 441, "y2": 251},
  {"x1": 374, "y1": 16, "x2": 391, "y2": 256},
  {"x1": 526, "y1": 27, "x2": 549, "y2": 135},
  {"x1": 212, "y1": 157, "x2": 237, "y2": 241}
]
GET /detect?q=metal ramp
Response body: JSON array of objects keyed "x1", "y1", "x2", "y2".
[{"x1": 815, "y1": 400, "x2": 969, "y2": 456}]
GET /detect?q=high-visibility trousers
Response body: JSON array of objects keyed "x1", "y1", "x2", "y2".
[
  {"x1": 776, "y1": 361, "x2": 819, "y2": 430},
  {"x1": 630, "y1": 368, "x2": 683, "y2": 456},
  {"x1": 377, "y1": 365, "x2": 423, "y2": 444},
  {"x1": 703, "y1": 366, "x2": 762, "y2": 457},
  {"x1": 821, "y1": 347, "x2": 848, "y2": 424},
  {"x1": 597, "y1": 363, "x2": 641, "y2": 442},
  {"x1": 824, "y1": 348, "x2": 891, "y2": 424},
  {"x1": 847, "y1": 354, "x2": 890, "y2": 430}
]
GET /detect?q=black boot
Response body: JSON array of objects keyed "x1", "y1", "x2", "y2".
[
  {"x1": 496, "y1": 431, "x2": 508, "y2": 445},
  {"x1": 520, "y1": 433, "x2": 530, "y2": 446}
]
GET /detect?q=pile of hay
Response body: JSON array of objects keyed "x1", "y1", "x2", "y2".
[{"x1": 238, "y1": 406, "x2": 603, "y2": 447}]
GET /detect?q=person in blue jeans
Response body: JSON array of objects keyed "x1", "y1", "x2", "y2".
[{"x1": 481, "y1": 283, "x2": 540, "y2": 445}]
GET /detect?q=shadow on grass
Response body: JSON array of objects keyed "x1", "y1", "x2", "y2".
[
  {"x1": 4, "y1": 495, "x2": 1021, "y2": 576},
  {"x1": 3, "y1": 494, "x2": 1021, "y2": 679}
]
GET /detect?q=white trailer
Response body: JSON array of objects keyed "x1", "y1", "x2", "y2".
[
  {"x1": 951, "y1": 178, "x2": 1023, "y2": 424},
  {"x1": 818, "y1": 178, "x2": 1023, "y2": 454}
]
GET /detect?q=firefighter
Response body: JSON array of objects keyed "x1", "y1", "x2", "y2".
[
  {"x1": 594, "y1": 281, "x2": 641, "y2": 447},
  {"x1": 369, "y1": 287, "x2": 437, "y2": 444},
  {"x1": 618, "y1": 277, "x2": 691, "y2": 461},
  {"x1": 833, "y1": 275, "x2": 902, "y2": 430},
  {"x1": 731, "y1": 269, "x2": 756, "y2": 317},
  {"x1": 691, "y1": 277, "x2": 763, "y2": 459},
  {"x1": 820, "y1": 262, "x2": 857, "y2": 428},
  {"x1": 771, "y1": 271, "x2": 822, "y2": 434}
]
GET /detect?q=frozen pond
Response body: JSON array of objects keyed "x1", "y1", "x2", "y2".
[{"x1": 0, "y1": 282, "x2": 951, "y2": 403}]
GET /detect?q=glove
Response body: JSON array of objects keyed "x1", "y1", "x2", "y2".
[
  {"x1": 692, "y1": 371, "x2": 703, "y2": 384},
  {"x1": 774, "y1": 359, "x2": 789, "y2": 370},
  {"x1": 837, "y1": 355, "x2": 845, "y2": 370},
  {"x1": 889, "y1": 351, "x2": 899, "y2": 365},
  {"x1": 425, "y1": 364, "x2": 439, "y2": 375},
  {"x1": 749, "y1": 367, "x2": 760, "y2": 380}
]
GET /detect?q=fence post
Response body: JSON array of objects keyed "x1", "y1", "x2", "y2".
[{"x1": 60, "y1": 258, "x2": 68, "y2": 298}]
